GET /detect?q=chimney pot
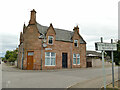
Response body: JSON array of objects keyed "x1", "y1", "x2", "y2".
[{"x1": 73, "y1": 25, "x2": 79, "y2": 33}]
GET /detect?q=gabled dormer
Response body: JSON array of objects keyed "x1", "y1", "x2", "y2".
[
  {"x1": 46, "y1": 23, "x2": 56, "y2": 45},
  {"x1": 72, "y1": 25, "x2": 81, "y2": 48},
  {"x1": 72, "y1": 25, "x2": 86, "y2": 47}
]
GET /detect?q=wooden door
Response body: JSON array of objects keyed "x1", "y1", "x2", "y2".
[
  {"x1": 87, "y1": 62, "x2": 92, "y2": 67},
  {"x1": 62, "y1": 53, "x2": 67, "y2": 68},
  {"x1": 27, "y1": 52, "x2": 34, "y2": 70}
]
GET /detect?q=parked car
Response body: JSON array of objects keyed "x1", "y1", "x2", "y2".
[{"x1": 4, "y1": 60, "x2": 7, "y2": 63}]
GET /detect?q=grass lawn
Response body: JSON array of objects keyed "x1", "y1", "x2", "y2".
[{"x1": 101, "y1": 80, "x2": 120, "y2": 90}]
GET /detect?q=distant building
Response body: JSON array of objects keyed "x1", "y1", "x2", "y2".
[
  {"x1": 86, "y1": 50, "x2": 112, "y2": 67},
  {"x1": 17, "y1": 9, "x2": 86, "y2": 70}
]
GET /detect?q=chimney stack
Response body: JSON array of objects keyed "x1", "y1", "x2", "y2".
[
  {"x1": 23, "y1": 23, "x2": 26, "y2": 33},
  {"x1": 29, "y1": 9, "x2": 36, "y2": 25},
  {"x1": 73, "y1": 25, "x2": 79, "y2": 33}
]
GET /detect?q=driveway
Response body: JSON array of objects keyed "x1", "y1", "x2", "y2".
[{"x1": 2, "y1": 63, "x2": 119, "y2": 88}]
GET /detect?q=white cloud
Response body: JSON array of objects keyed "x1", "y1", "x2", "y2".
[
  {"x1": 0, "y1": 0, "x2": 119, "y2": 56},
  {"x1": 0, "y1": 33, "x2": 18, "y2": 57}
]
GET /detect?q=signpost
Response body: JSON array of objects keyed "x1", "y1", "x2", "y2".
[
  {"x1": 111, "y1": 39, "x2": 115, "y2": 87},
  {"x1": 95, "y1": 42, "x2": 117, "y2": 51},
  {"x1": 95, "y1": 37, "x2": 117, "y2": 89}
]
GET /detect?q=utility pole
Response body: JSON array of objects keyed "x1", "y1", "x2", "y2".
[
  {"x1": 70, "y1": 44, "x2": 72, "y2": 69},
  {"x1": 41, "y1": 40, "x2": 43, "y2": 70}
]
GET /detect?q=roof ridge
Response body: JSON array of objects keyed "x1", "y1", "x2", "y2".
[
  {"x1": 37, "y1": 22, "x2": 73, "y2": 33},
  {"x1": 54, "y1": 28, "x2": 73, "y2": 33},
  {"x1": 37, "y1": 22, "x2": 86, "y2": 44},
  {"x1": 37, "y1": 23, "x2": 48, "y2": 28}
]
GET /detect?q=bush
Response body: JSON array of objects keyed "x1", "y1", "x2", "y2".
[
  {"x1": 4, "y1": 49, "x2": 18, "y2": 63},
  {"x1": 2, "y1": 57, "x2": 5, "y2": 61}
]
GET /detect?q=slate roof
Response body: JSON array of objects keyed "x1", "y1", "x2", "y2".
[
  {"x1": 37, "y1": 23, "x2": 86, "y2": 44},
  {"x1": 86, "y1": 51, "x2": 102, "y2": 57}
]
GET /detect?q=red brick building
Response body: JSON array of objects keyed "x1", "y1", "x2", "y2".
[{"x1": 17, "y1": 9, "x2": 86, "y2": 70}]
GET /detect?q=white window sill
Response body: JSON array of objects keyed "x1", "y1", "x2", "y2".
[
  {"x1": 48, "y1": 44, "x2": 53, "y2": 45},
  {"x1": 75, "y1": 46, "x2": 78, "y2": 47},
  {"x1": 45, "y1": 65, "x2": 55, "y2": 66},
  {"x1": 73, "y1": 64, "x2": 77, "y2": 65}
]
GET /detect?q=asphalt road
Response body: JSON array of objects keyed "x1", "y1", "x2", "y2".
[{"x1": 1, "y1": 63, "x2": 119, "y2": 88}]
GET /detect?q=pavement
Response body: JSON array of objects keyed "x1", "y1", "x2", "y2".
[
  {"x1": 68, "y1": 73, "x2": 118, "y2": 88},
  {"x1": 1, "y1": 62, "x2": 119, "y2": 88}
]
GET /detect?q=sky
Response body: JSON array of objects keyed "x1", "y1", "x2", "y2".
[{"x1": 0, "y1": 0, "x2": 119, "y2": 57}]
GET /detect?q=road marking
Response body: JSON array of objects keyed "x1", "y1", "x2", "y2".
[
  {"x1": 6, "y1": 81, "x2": 11, "y2": 88},
  {"x1": 7, "y1": 81, "x2": 11, "y2": 84}
]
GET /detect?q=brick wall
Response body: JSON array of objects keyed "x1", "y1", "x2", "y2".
[
  {"x1": 17, "y1": 23, "x2": 86, "y2": 70},
  {"x1": 18, "y1": 9, "x2": 86, "y2": 70},
  {"x1": 18, "y1": 43, "x2": 23, "y2": 69}
]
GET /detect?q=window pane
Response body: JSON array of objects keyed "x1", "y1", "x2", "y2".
[
  {"x1": 51, "y1": 52, "x2": 55, "y2": 57},
  {"x1": 77, "y1": 54, "x2": 80, "y2": 58},
  {"x1": 45, "y1": 57, "x2": 50, "y2": 65},
  {"x1": 76, "y1": 54, "x2": 80, "y2": 64},
  {"x1": 77, "y1": 58, "x2": 80, "y2": 64},
  {"x1": 73, "y1": 58, "x2": 76, "y2": 64},
  {"x1": 74, "y1": 40, "x2": 78, "y2": 43},
  {"x1": 73, "y1": 54, "x2": 76, "y2": 64},
  {"x1": 51, "y1": 58, "x2": 55, "y2": 65},
  {"x1": 45, "y1": 52, "x2": 50, "y2": 57},
  {"x1": 74, "y1": 40, "x2": 77, "y2": 43},
  {"x1": 73, "y1": 54, "x2": 76, "y2": 58},
  {"x1": 28, "y1": 52, "x2": 34, "y2": 56},
  {"x1": 45, "y1": 52, "x2": 56, "y2": 66},
  {"x1": 74, "y1": 40, "x2": 78, "y2": 47},
  {"x1": 49, "y1": 40, "x2": 52, "y2": 44},
  {"x1": 74, "y1": 43, "x2": 77, "y2": 46},
  {"x1": 48, "y1": 36, "x2": 53, "y2": 44},
  {"x1": 49, "y1": 36, "x2": 53, "y2": 40}
]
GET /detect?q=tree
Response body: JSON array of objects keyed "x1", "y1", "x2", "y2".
[
  {"x1": 5, "y1": 51, "x2": 10, "y2": 60},
  {"x1": 2, "y1": 57, "x2": 5, "y2": 61},
  {"x1": 106, "y1": 40, "x2": 120, "y2": 65},
  {"x1": 3, "y1": 49, "x2": 18, "y2": 62}
]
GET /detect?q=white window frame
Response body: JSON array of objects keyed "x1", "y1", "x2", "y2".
[
  {"x1": 45, "y1": 52, "x2": 56, "y2": 66},
  {"x1": 73, "y1": 53, "x2": 76, "y2": 65},
  {"x1": 48, "y1": 36, "x2": 53, "y2": 45},
  {"x1": 74, "y1": 40, "x2": 78, "y2": 47},
  {"x1": 76, "y1": 54, "x2": 80, "y2": 65}
]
